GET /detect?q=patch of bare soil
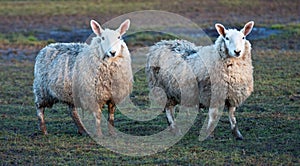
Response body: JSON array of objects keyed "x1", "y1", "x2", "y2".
[
  {"x1": 0, "y1": 0, "x2": 299, "y2": 62},
  {"x1": 0, "y1": 0, "x2": 299, "y2": 33},
  {"x1": 0, "y1": 44, "x2": 40, "y2": 62}
]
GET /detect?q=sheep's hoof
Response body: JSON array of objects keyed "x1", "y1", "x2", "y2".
[
  {"x1": 39, "y1": 124, "x2": 48, "y2": 135},
  {"x1": 78, "y1": 129, "x2": 87, "y2": 136},
  {"x1": 109, "y1": 131, "x2": 117, "y2": 137},
  {"x1": 232, "y1": 127, "x2": 243, "y2": 140},
  {"x1": 95, "y1": 130, "x2": 103, "y2": 138},
  {"x1": 235, "y1": 134, "x2": 243, "y2": 140},
  {"x1": 199, "y1": 128, "x2": 216, "y2": 141},
  {"x1": 40, "y1": 128, "x2": 48, "y2": 135},
  {"x1": 208, "y1": 132, "x2": 215, "y2": 139},
  {"x1": 199, "y1": 132, "x2": 215, "y2": 141},
  {"x1": 95, "y1": 134, "x2": 103, "y2": 138},
  {"x1": 108, "y1": 125, "x2": 116, "y2": 137},
  {"x1": 169, "y1": 126, "x2": 182, "y2": 136}
]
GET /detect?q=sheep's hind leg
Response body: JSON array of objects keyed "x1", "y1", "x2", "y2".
[
  {"x1": 69, "y1": 106, "x2": 87, "y2": 135},
  {"x1": 93, "y1": 110, "x2": 103, "y2": 138},
  {"x1": 37, "y1": 107, "x2": 47, "y2": 135},
  {"x1": 229, "y1": 107, "x2": 243, "y2": 140},
  {"x1": 108, "y1": 102, "x2": 116, "y2": 136},
  {"x1": 165, "y1": 106, "x2": 181, "y2": 135}
]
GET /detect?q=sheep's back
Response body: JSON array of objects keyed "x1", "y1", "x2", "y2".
[
  {"x1": 33, "y1": 43, "x2": 86, "y2": 107},
  {"x1": 146, "y1": 40, "x2": 206, "y2": 106}
]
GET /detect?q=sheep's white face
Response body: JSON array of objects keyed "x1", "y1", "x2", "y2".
[
  {"x1": 90, "y1": 19, "x2": 130, "y2": 58},
  {"x1": 223, "y1": 30, "x2": 246, "y2": 57},
  {"x1": 99, "y1": 29, "x2": 123, "y2": 57},
  {"x1": 215, "y1": 21, "x2": 254, "y2": 58}
]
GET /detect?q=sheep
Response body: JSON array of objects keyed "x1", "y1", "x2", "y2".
[
  {"x1": 33, "y1": 19, "x2": 132, "y2": 137},
  {"x1": 146, "y1": 21, "x2": 254, "y2": 140}
]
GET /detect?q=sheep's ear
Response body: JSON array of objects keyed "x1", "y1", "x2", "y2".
[
  {"x1": 241, "y1": 21, "x2": 254, "y2": 36},
  {"x1": 215, "y1": 23, "x2": 226, "y2": 37},
  {"x1": 90, "y1": 20, "x2": 103, "y2": 36},
  {"x1": 117, "y1": 19, "x2": 130, "y2": 36}
]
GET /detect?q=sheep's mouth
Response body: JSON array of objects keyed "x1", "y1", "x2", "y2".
[
  {"x1": 229, "y1": 53, "x2": 241, "y2": 58},
  {"x1": 227, "y1": 63, "x2": 233, "y2": 68},
  {"x1": 234, "y1": 55, "x2": 242, "y2": 58},
  {"x1": 231, "y1": 55, "x2": 240, "y2": 58}
]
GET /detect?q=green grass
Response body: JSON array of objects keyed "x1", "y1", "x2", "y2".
[
  {"x1": 219, "y1": 0, "x2": 260, "y2": 7},
  {"x1": 0, "y1": 46, "x2": 299, "y2": 164},
  {"x1": 0, "y1": 0, "x2": 158, "y2": 16},
  {"x1": 126, "y1": 31, "x2": 178, "y2": 47},
  {"x1": 271, "y1": 23, "x2": 300, "y2": 35},
  {"x1": 0, "y1": 32, "x2": 54, "y2": 46}
]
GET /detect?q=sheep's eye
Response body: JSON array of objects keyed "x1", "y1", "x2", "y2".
[
  {"x1": 225, "y1": 37, "x2": 229, "y2": 40},
  {"x1": 118, "y1": 36, "x2": 121, "y2": 39},
  {"x1": 101, "y1": 37, "x2": 105, "y2": 40},
  {"x1": 242, "y1": 36, "x2": 245, "y2": 39}
]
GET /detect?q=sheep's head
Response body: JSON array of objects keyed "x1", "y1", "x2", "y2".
[
  {"x1": 90, "y1": 19, "x2": 130, "y2": 58},
  {"x1": 215, "y1": 21, "x2": 254, "y2": 58}
]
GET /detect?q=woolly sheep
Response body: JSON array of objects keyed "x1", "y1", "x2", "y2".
[
  {"x1": 33, "y1": 19, "x2": 132, "y2": 137},
  {"x1": 146, "y1": 21, "x2": 254, "y2": 140}
]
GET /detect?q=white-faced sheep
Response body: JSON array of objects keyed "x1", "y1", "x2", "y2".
[
  {"x1": 33, "y1": 19, "x2": 132, "y2": 137},
  {"x1": 146, "y1": 21, "x2": 254, "y2": 140}
]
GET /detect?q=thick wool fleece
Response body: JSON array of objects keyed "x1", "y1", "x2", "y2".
[
  {"x1": 33, "y1": 36, "x2": 133, "y2": 111},
  {"x1": 146, "y1": 37, "x2": 253, "y2": 109}
]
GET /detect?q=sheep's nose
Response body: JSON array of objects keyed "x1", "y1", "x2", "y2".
[
  {"x1": 234, "y1": 50, "x2": 241, "y2": 56},
  {"x1": 110, "y1": 51, "x2": 116, "y2": 57}
]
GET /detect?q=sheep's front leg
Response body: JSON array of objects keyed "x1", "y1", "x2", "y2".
[
  {"x1": 37, "y1": 107, "x2": 47, "y2": 135},
  {"x1": 69, "y1": 106, "x2": 87, "y2": 135},
  {"x1": 165, "y1": 106, "x2": 180, "y2": 135},
  {"x1": 108, "y1": 102, "x2": 116, "y2": 136},
  {"x1": 93, "y1": 110, "x2": 103, "y2": 138},
  {"x1": 229, "y1": 107, "x2": 243, "y2": 140}
]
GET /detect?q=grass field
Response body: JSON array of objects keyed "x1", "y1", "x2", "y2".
[{"x1": 0, "y1": 0, "x2": 299, "y2": 165}]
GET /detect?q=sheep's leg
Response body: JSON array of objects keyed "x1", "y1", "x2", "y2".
[
  {"x1": 229, "y1": 107, "x2": 243, "y2": 140},
  {"x1": 206, "y1": 107, "x2": 220, "y2": 138},
  {"x1": 93, "y1": 110, "x2": 103, "y2": 138},
  {"x1": 69, "y1": 106, "x2": 87, "y2": 135},
  {"x1": 165, "y1": 106, "x2": 180, "y2": 135},
  {"x1": 108, "y1": 102, "x2": 116, "y2": 136},
  {"x1": 37, "y1": 107, "x2": 47, "y2": 135}
]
